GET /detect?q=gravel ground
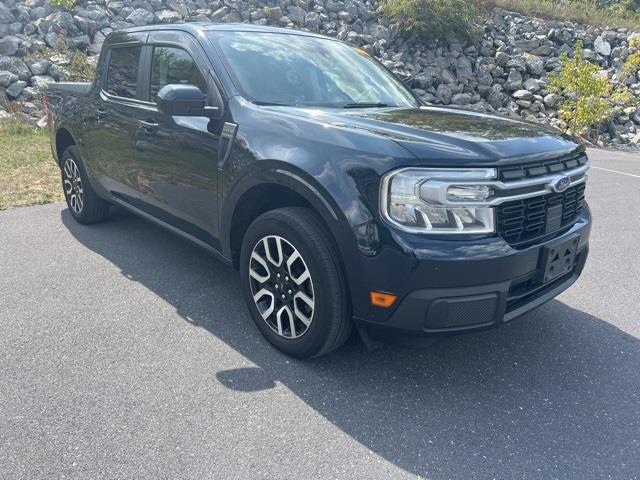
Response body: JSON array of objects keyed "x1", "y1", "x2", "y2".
[{"x1": 0, "y1": 148, "x2": 639, "y2": 479}]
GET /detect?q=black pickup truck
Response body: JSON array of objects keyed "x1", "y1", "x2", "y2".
[{"x1": 47, "y1": 23, "x2": 591, "y2": 358}]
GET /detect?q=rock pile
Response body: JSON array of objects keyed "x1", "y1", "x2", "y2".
[{"x1": 1, "y1": 0, "x2": 640, "y2": 145}]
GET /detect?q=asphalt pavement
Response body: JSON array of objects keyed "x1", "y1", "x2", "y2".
[{"x1": 1, "y1": 148, "x2": 639, "y2": 479}]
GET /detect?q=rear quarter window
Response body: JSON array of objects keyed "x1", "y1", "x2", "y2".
[{"x1": 105, "y1": 46, "x2": 141, "y2": 98}]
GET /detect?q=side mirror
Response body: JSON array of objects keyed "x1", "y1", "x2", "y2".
[{"x1": 156, "y1": 84, "x2": 220, "y2": 118}]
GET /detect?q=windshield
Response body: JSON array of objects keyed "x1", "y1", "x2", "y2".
[{"x1": 208, "y1": 31, "x2": 419, "y2": 108}]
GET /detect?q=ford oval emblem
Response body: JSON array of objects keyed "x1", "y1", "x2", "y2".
[{"x1": 551, "y1": 176, "x2": 571, "y2": 193}]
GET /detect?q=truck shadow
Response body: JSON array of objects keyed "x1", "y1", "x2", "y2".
[{"x1": 62, "y1": 208, "x2": 639, "y2": 479}]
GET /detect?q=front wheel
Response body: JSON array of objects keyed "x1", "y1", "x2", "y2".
[{"x1": 240, "y1": 207, "x2": 352, "y2": 358}]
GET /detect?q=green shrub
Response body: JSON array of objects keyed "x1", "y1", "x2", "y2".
[
  {"x1": 48, "y1": 0, "x2": 77, "y2": 10},
  {"x1": 549, "y1": 41, "x2": 632, "y2": 137},
  {"x1": 622, "y1": 34, "x2": 640, "y2": 76},
  {"x1": 378, "y1": 0, "x2": 480, "y2": 43}
]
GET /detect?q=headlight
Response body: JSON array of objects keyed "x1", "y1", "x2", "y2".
[{"x1": 380, "y1": 168, "x2": 497, "y2": 234}]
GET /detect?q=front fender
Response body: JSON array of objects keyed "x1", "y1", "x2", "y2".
[
  {"x1": 220, "y1": 162, "x2": 376, "y2": 318},
  {"x1": 221, "y1": 161, "x2": 353, "y2": 253}
]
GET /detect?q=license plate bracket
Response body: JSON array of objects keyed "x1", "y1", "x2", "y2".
[{"x1": 541, "y1": 235, "x2": 580, "y2": 283}]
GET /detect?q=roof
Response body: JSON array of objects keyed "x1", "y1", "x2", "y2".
[{"x1": 117, "y1": 22, "x2": 331, "y2": 40}]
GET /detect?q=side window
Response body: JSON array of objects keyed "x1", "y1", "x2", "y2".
[
  {"x1": 105, "y1": 46, "x2": 142, "y2": 98},
  {"x1": 150, "y1": 46, "x2": 208, "y2": 100}
]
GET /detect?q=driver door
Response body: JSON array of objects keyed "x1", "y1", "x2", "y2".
[{"x1": 131, "y1": 34, "x2": 223, "y2": 245}]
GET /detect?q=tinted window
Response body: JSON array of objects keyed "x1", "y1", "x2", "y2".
[
  {"x1": 150, "y1": 47, "x2": 207, "y2": 99},
  {"x1": 105, "y1": 46, "x2": 141, "y2": 98}
]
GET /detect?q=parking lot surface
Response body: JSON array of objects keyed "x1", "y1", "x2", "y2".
[{"x1": 1, "y1": 149, "x2": 639, "y2": 479}]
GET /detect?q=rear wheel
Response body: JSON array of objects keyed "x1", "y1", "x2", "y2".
[
  {"x1": 61, "y1": 146, "x2": 110, "y2": 224},
  {"x1": 240, "y1": 207, "x2": 352, "y2": 358}
]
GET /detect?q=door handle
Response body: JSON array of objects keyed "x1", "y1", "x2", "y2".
[{"x1": 138, "y1": 119, "x2": 159, "y2": 134}]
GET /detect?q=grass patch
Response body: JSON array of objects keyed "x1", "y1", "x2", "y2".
[
  {"x1": 487, "y1": 0, "x2": 640, "y2": 30},
  {"x1": 0, "y1": 120, "x2": 63, "y2": 210}
]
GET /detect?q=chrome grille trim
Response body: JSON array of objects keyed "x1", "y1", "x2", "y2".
[{"x1": 418, "y1": 162, "x2": 589, "y2": 208}]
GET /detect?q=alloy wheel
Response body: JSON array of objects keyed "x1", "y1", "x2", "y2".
[
  {"x1": 63, "y1": 157, "x2": 84, "y2": 214},
  {"x1": 248, "y1": 235, "x2": 315, "y2": 339}
]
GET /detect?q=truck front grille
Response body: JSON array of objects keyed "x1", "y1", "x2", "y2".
[
  {"x1": 498, "y1": 152, "x2": 588, "y2": 181},
  {"x1": 497, "y1": 183, "x2": 586, "y2": 245}
]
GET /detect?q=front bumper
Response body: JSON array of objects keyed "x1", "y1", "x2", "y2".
[{"x1": 353, "y1": 208, "x2": 591, "y2": 336}]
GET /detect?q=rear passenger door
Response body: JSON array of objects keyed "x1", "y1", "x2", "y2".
[
  {"x1": 131, "y1": 31, "x2": 223, "y2": 245},
  {"x1": 90, "y1": 33, "x2": 148, "y2": 198}
]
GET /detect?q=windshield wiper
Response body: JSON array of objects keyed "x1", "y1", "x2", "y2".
[{"x1": 343, "y1": 102, "x2": 390, "y2": 109}]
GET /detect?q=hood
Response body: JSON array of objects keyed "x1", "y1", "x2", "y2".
[{"x1": 263, "y1": 105, "x2": 579, "y2": 165}]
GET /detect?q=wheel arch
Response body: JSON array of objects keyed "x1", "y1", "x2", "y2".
[
  {"x1": 54, "y1": 127, "x2": 77, "y2": 165},
  {"x1": 223, "y1": 169, "x2": 347, "y2": 271}
]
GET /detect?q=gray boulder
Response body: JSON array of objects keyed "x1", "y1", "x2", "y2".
[
  {"x1": 594, "y1": 35, "x2": 611, "y2": 56},
  {"x1": 6, "y1": 80, "x2": 27, "y2": 99},
  {"x1": 0, "y1": 71, "x2": 19, "y2": 88},
  {"x1": 582, "y1": 49, "x2": 598, "y2": 62},
  {"x1": 89, "y1": 30, "x2": 108, "y2": 55},
  {"x1": 513, "y1": 89, "x2": 533, "y2": 100},
  {"x1": 441, "y1": 68, "x2": 456, "y2": 85},
  {"x1": 413, "y1": 73, "x2": 434, "y2": 90},
  {"x1": 488, "y1": 91, "x2": 507, "y2": 110},
  {"x1": 436, "y1": 84, "x2": 452, "y2": 104},
  {"x1": 44, "y1": 32, "x2": 58, "y2": 49},
  {"x1": 505, "y1": 56, "x2": 527, "y2": 71},
  {"x1": 47, "y1": 12, "x2": 78, "y2": 35},
  {"x1": 287, "y1": 6, "x2": 305, "y2": 23},
  {"x1": 0, "y1": 3, "x2": 15, "y2": 24},
  {"x1": 523, "y1": 78, "x2": 543, "y2": 92},
  {"x1": 157, "y1": 10, "x2": 182, "y2": 23},
  {"x1": 305, "y1": 12, "x2": 321, "y2": 30},
  {"x1": 0, "y1": 36, "x2": 20, "y2": 56},
  {"x1": 456, "y1": 56, "x2": 473, "y2": 82},
  {"x1": 543, "y1": 93, "x2": 559, "y2": 108},
  {"x1": 495, "y1": 51, "x2": 509, "y2": 66},
  {"x1": 477, "y1": 67, "x2": 493, "y2": 86},
  {"x1": 74, "y1": 16, "x2": 98, "y2": 35},
  {"x1": 70, "y1": 35, "x2": 91, "y2": 50},
  {"x1": 326, "y1": 0, "x2": 342, "y2": 13},
  {"x1": 28, "y1": 59, "x2": 50, "y2": 76},
  {"x1": 530, "y1": 44, "x2": 553, "y2": 56},
  {"x1": 545, "y1": 57, "x2": 562, "y2": 71},
  {"x1": 0, "y1": 56, "x2": 31, "y2": 81},
  {"x1": 338, "y1": 11, "x2": 351, "y2": 22},
  {"x1": 126, "y1": 9, "x2": 155, "y2": 26},
  {"x1": 524, "y1": 53, "x2": 544, "y2": 76},
  {"x1": 451, "y1": 93, "x2": 472, "y2": 105},
  {"x1": 505, "y1": 69, "x2": 523, "y2": 91},
  {"x1": 516, "y1": 38, "x2": 540, "y2": 52}
]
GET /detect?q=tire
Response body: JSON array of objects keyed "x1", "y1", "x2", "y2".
[
  {"x1": 61, "y1": 146, "x2": 110, "y2": 224},
  {"x1": 240, "y1": 207, "x2": 352, "y2": 358}
]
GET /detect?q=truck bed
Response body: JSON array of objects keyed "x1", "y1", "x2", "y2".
[{"x1": 45, "y1": 82, "x2": 92, "y2": 96}]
